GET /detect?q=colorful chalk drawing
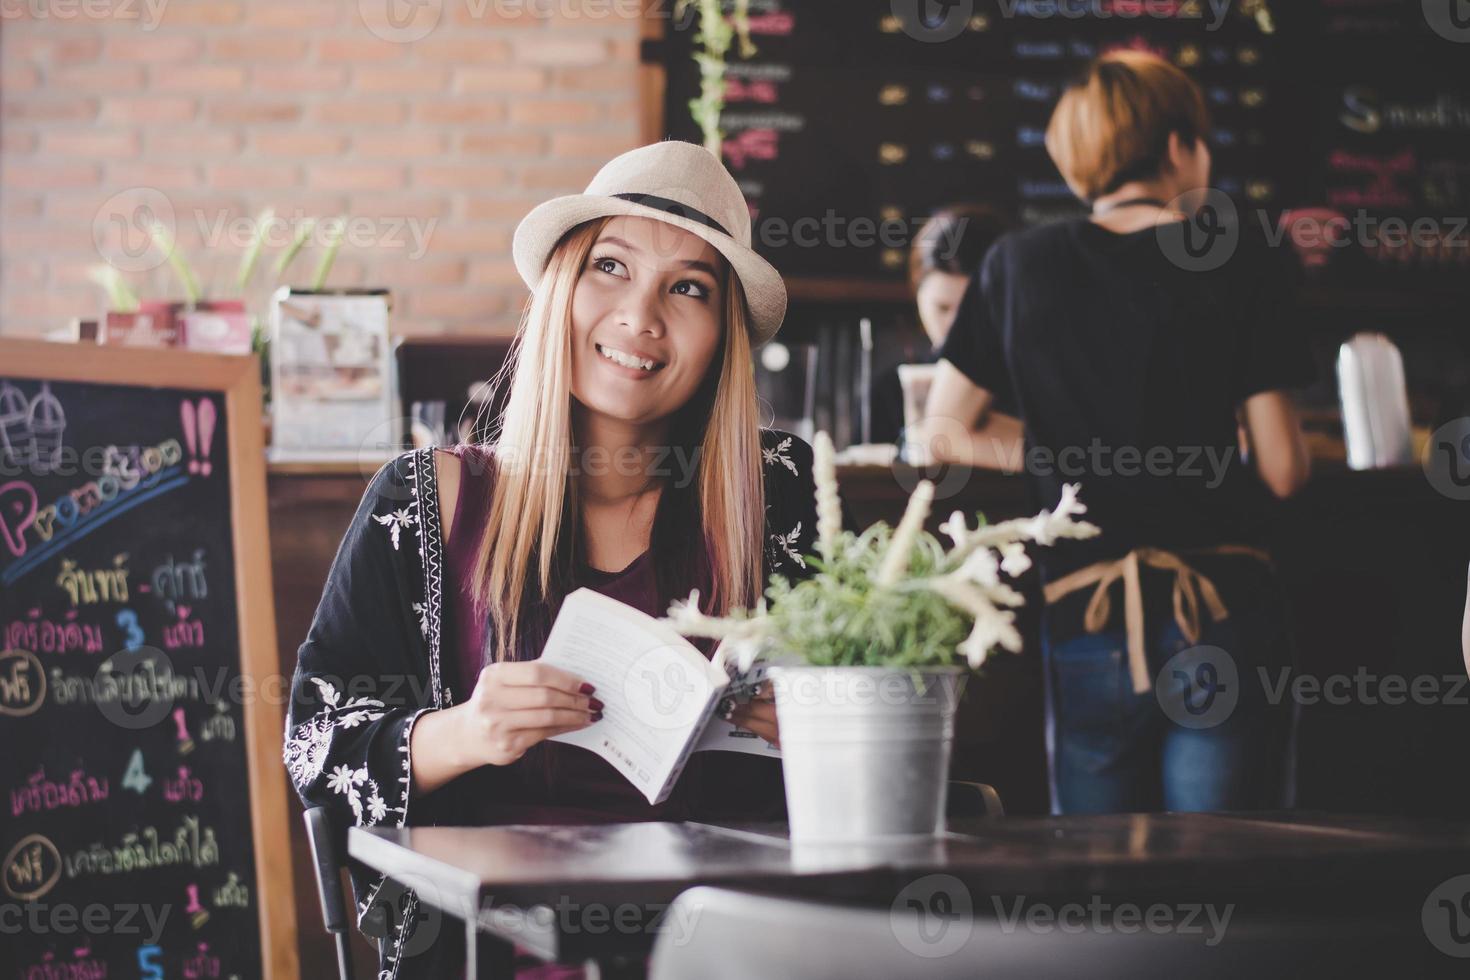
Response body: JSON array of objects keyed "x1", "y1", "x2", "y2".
[
  {"x1": 0, "y1": 380, "x2": 66, "y2": 474},
  {"x1": 0, "y1": 648, "x2": 45, "y2": 716},
  {"x1": 180, "y1": 398, "x2": 217, "y2": 478}
]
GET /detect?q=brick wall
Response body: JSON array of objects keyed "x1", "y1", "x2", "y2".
[{"x1": 0, "y1": 0, "x2": 647, "y2": 339}]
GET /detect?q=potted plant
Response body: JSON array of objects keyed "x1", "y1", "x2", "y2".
[{"x1": 665, "y1": 432, "x2": 1098, "y2": 842}]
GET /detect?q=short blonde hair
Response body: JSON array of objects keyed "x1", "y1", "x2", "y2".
[{"x1": 1045, "y1": 50, "x2": 1211, "y2": 202}]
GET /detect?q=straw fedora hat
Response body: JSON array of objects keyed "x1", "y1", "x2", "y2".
[{"x1": 512, "y1": 140, "x2": 787, "y2": 345}]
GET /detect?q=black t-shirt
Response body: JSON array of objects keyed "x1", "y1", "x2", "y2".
[{"x1": 938, "y1": 217, "x2": 1316, "y2": 584}]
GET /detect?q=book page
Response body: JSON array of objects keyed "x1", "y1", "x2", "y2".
[{"x1": 541, "y1": 589, "x2": 727, "y2": 804}]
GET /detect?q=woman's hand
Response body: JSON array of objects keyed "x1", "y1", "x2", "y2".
[
  {"x1": 726, "y1": 685, "x2": 780, "y2": 750},
  {"x1": 410, "y1": 662, "x2": 601, "y2": 795}
]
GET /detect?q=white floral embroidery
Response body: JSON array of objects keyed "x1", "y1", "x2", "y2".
[
  {"x1": 762, "y1": 435, "x2": 798, "y2": 475},
  {"x1": 323, "y1": 761, "x2": 386, "y2": 826},
  {"x1": 373, "y1": 507, "x2": 417, "y2": 551},
  {"x1": 282, "y1": 677, "x2": 390, "y2": 823},
  {"x1": 412, "y1": 601, "x2": 429, "y2": 639},
  {"x1": 771, "y1": 520, "x2": 806, "y2": 570}
]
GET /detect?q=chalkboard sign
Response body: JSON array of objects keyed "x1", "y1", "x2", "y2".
[
  {"x1": 650, "y1": 1, "x2": 1468, "y2": 294},
  {"x1": 0, "y1": 339, "x2": 296, "y2": 979}
]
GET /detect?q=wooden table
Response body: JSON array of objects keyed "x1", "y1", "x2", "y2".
[{"x1": 350, "y1": 812, "x2": 1470, "y2": 976}]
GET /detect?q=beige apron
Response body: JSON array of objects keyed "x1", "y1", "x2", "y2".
[{"x1": 1042, "y1": 545, "x2": 1274, "y2": 694}]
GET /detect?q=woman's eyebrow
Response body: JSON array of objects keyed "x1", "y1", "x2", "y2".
[{"x1": 595, "y1": 235, "x2": 719, "y2": 279}]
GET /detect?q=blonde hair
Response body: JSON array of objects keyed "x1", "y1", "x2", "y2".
[
  {"x1": 471, "y1": 216, "x2": 766, "y2": 664},
  {"x1": 1045, "y1": 50, "x2": 1211, "y2": 202}
]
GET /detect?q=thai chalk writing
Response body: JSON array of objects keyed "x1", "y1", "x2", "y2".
[
  {"x1": 213, "y1": 871, "x2": 249, "y2": 908},
  {"x1": 3, "y1": 832, "x2": 62, "y2": 900},
  {"x1": 21, "y1": 946, "x2": 109, "y2": 980},
  {"x1": 0, "y1": 648, "x2": 45, "y2": 716},
  {"x1": 48, "y1": 657, "x2": 201, "y2": 709},
  {"x1": 182, "y1": 942, "x2": 221, "y2": 978},
  {"x1": 200, "y1": 701, "x2": 236, "y2": 743},
  {"x1": 162, "y1": 766, "x2": 204, "y2": 804},
  {"x1": 60, "y1": 814, "x2": 220, "y2": 879},
  {"x1": 55, "y1": 554, "x2": 131, "y2": 607},
  {"x1": 151, "y1": 549, "x2": 209, "y2": 609},
  {"x1": 10, "y1": 765, "x2": 109, "y2": 817},
  {"x1": 3, "y1": 608, "x2": 105, "y2": 655},
  {"x1": 161, "y1": 607, "x2": 206, "y2": 651}
]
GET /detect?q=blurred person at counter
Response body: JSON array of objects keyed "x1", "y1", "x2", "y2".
[
  {"x1": 869, "y1": 204, "x2": 1017, "y2": 446},
  {"x1": 917, "y1": 51, "x2": 1314, "y2": 815}
]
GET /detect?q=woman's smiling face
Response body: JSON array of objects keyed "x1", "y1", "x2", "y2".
[{"x1": 569, "y1": 214, "x2": 726, "y2": 427}]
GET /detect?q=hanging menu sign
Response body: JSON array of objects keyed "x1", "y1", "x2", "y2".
[{"x1": 0, "y1": 339, "x2": 296, "y2": 979}]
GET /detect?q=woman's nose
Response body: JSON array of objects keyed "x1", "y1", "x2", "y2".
[{"x1": 616, "y1": 287, "x2": 666, "y2": 337}]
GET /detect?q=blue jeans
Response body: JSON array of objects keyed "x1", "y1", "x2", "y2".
[{"x1": 1041, "y1": 575, "x2": 1293, "y2": 814}]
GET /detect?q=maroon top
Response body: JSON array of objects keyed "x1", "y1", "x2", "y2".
[{"x1": 437, "y1": 445, "x2": 785, "y2": 828}]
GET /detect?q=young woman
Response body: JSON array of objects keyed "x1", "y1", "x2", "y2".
[
  {"x1": 869, "y1": 204, "x2": 1018, "y2": 446},
  {"x1": 919, "y1": 52, "x2": 1314, "y2": 815},
  {"x1": 283, "y1": 141, "x2": 820, "y2": 977}
]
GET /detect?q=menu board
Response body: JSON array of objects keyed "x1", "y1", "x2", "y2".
[
  {"x1": 654, "y1": 1, "x2": 1468, "y2": 292},
  {"x1": 0, "y1": 340, "x2": 295, "y2": 978},
  {"x1": 1290, "y1": 0, "x2": 1470, "y2": 286},
  {"x1": 656, "y1": 0, "x2": 1286, "y2": 281}
]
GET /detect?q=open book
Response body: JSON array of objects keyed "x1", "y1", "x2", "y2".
[{"x1": 540, "y1": 588, "x2": 780, "y2": 805}]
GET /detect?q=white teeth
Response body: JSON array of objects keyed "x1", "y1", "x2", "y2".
[{"x1": 597, "y1": 344, "x2": 659, "y2": 372}]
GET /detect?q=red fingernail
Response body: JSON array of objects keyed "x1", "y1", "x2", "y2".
[
  {"x1": 590, "y1": 711, "x2": 603, "y2": 722},
  {"x1": 588, "y1": 697, "x2": 605, "y2": 711},
  {"x1": 579, "y1": 682, "x2": 596, "y2": 695}
]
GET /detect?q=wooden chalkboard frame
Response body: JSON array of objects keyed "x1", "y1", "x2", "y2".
[{"x1": 0, "y1": 337, "x2": 298, "y2": 979}]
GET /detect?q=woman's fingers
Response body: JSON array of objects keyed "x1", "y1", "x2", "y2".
[
  {"x1": 728, "y1": 698, "x2": 780, "y2": 748},
  {"x1": 498, "y1": 706, "x2": 600, "y2": 732},
  {"x1": 491, "y1": 684, "x2": 600, "y2": 713},
  {"x1": 483, "y1": 660, "x2": 593, "y2": 697}
]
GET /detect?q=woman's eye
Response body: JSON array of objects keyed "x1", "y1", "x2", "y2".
[
  {"x1": 592, "y1": 256, "x2": 626, "y2": 277},
  {"x1": 672, "y1": 279, "x2": 711, "y2": 301}
]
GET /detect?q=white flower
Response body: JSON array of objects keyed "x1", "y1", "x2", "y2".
[
  {"x1": 367, "y1": 793, "x2": 388, "y2": 823},
  {"x1": 875, "y1": 480, "x2": 934, "y2": 586},
  {"x1": 772, "y1": 521, "x2": 806, "y2": 570},
  {"x1": 664, "y1": 589, "x2": 771, "y2": 649},
  {"x1": 311, "y1": 676, "x2": 341, "y2": 709},
  {"x1": 813, "y1": 431, "x2": 843, "y2": 558},
  {"x1": 762, "y1": 436, "x2": 798, "y2": 475},
  {"x1": 373, "y1": 508, "x2": 418, "y2": 551},
  {"x1": 939, "y1": 511, "x2": 971, "y2": 550},
  {"x1": 326, "y1": 765, "x2": 356, "y2": 796},
  {"x1": 998, "y1": 542, "x2": 1031, "y2": 578}
]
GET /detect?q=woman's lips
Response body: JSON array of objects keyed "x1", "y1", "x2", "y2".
[{"x1": 595, "y1": 343, "x2": 665, "y2": 380}]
